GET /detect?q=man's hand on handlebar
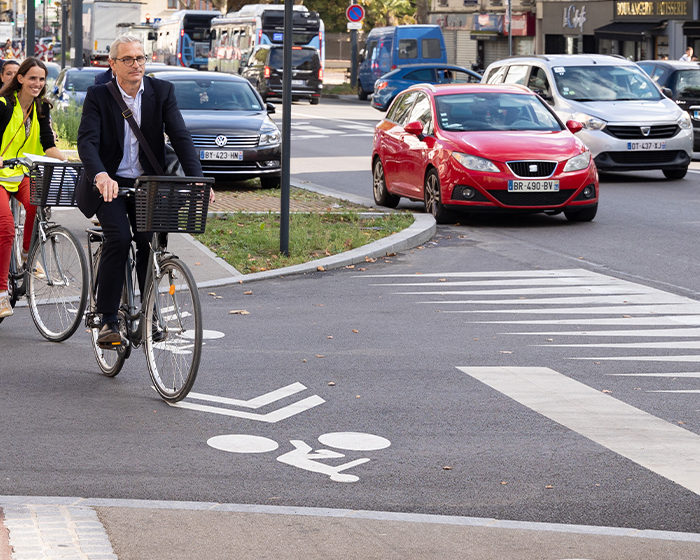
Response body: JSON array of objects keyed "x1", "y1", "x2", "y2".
[{"x1": 95, "y1": 173, "x2": 119, "y2": 202}]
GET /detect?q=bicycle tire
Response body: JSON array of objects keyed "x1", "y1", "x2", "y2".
[
  {"x1": 27, "y1": 226, "x2": 88, "y2": 342},
  {"x1": 143, "y1": 257, "x2": 202, "y2": 402},
  {"x1": 90, "y1": 309, "x2": 129, "y2": 377}
]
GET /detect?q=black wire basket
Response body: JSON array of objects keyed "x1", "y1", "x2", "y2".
[
  {"x1": 29, "y1": 161, "x2": 84, "y2": 207},
  {"x1": 135, "y1": 176, "x2": 214, "y2": 234}
]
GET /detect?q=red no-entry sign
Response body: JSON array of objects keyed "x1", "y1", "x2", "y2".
[{"x1": 346, "y1": 5, "x2": 365, "y2": 23}]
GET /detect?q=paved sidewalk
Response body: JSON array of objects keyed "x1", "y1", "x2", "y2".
[{"x1": 1, "y1": 497, "x2": 699, "y2": 560}]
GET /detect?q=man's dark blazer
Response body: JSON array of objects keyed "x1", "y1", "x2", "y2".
[
  {"x1": 76, "y1": 76, "x2": 202, "y2": 217},
  {"x1": 94, "y1": 68, "x2": 113, "y2": 85}
]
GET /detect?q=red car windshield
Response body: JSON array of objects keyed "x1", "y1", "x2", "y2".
[{"x1": 435, "y1": 92, "x2": 562, "y2": 132}]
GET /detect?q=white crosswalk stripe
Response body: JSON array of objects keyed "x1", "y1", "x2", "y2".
[{"x1": 360, "y1": 267, "x2": 700, "y2": 390}]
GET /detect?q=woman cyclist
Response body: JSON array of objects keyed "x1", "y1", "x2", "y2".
[{"x1": 0, "y1": 57, "x2": 65, "y2": 318}]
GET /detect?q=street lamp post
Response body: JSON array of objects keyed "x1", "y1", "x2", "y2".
[{"x1": 508, "y1": 0, "x2": 512, "y2": 56}]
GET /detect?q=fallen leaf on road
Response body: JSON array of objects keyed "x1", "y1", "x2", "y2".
[
  {"x1": 229, "y1": 309, "x2": 250, "y2": 315},
  {"x1": 602, "y1": 389, "x2": 612, "y2": 394},
  {"x1": 352, "y1": 329, "x2": 359, "y2": 334},
  {"x1": 244, "y1": 290, "x2": 253, "y2": 295},
  {"x1": 345, "y1": 265, "x2": 355, "y2": 269},
  {"x1": 315, "y1": 354, "x2": 325, "y2": 358},
  {"x1": 327, "y1": 335, "x2": 333, "y2": 339},
  {"x1": 545, "y1": 485, "x2": 554, "y2": 489},
  {"x1": 208, "y1": 292, "x2": 217, "y2": 296},
  {"x1": 443, "y1": 466, "x2": 452, "y2": 471},
  {"x1": 365, "y1": 256, "x2": 376, "y2": 263},
  {"x1": 500, "y1": 350, "x2": 513, "y2": 354},
  {"x1": 317, "y1": 265, "x2": 325, "y2": 271},
  {"x1": 500, "y1": 481, "x2": 508, "y2": 485},
  {"x1": 194, "y1": 262, "x2": 201, "y2": 266},
  {"x1": 328, "y1": 381, "x2": 336, "y2": 386}
]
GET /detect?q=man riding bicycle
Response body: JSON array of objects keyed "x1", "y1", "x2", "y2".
[{"x1": 76, "y1": 34, "x2": 207, "y2": 346}]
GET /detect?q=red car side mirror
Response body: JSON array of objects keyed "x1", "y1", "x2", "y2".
[
  {"x1": 404, "y1": 120, "x2": 424, "y2": 137},
  {"x1": 566, "y1": 120, "x2": 584, "y2": 134}
]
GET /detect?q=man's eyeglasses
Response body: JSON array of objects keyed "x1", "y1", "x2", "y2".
[{"x1": 114, "y1": 56, "x2": 147, "y2": 67}]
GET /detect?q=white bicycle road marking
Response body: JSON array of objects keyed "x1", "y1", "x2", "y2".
[
  {"x1": 458, "y1": 366, "x2": 700, "y2": 496},
  {"x1": 207, "y1": 432, "x2": 391, "y2": 483}
]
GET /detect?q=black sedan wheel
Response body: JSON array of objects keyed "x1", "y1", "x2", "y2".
[
  {"x1": 373, "y1": 158, "x2": 400, "y2": 208},
  {"x1": 357, "y1": 81, "x2": 369, "y2": 101},
  {"x1": 424, "y1": 169, "x2": 454, "y2": 224},
  {"x1": 261, "y1": 175, "x2": 281, "y2": 189}
]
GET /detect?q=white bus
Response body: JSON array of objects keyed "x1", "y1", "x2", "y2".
[
  {"x1": 153, "y1": 9, "x2": 220, "y2": 69},
  {"x1": 209, "y1": 4, "x2": 324, "y2": 75}
]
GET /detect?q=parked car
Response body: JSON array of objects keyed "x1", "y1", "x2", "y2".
[
  {"x1": 44, "y1": 61, "x2": 61, "y2": 89},
  {"x1": 145, "y1": 62, "x2": 197, "y2": 75},
  {"x1": 241, "y1": 44, "x2": 322, "y2": 104},
  {"x1": 47, "y1": 66, "x2": 104, "y2": 108},
  {"x1": 156, "y1": 71, "x2": 281, "y2": 186},
  {"x1": 372, "y1": 83, "x2": 599, "y2": 223},
  {"x1": 637, "y1": 59, "x2": 700, "y2": 156},
  {"x1": 483, "y1": 54, "x2": 693, "y2": 179},
  {"x1": 358, "y1": 24, "x2": 447, "y2": 100},
  {"x1": 371, "y1": 63, "x2": 481, "y2": 111}
]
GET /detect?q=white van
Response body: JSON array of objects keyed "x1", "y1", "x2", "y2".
[{"x1": 483, "y1": 54, "x2": 693, "y2": 179}]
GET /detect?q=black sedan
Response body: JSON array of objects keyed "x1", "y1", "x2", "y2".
[
  {"x1": 638, "y1": 59, "x2": 700, "y2": 155},
  {"x1": 155, "y1": 71, "x2": 281, "y2": 187}
]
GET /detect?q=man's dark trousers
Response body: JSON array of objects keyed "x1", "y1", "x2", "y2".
[{"x1": 95, "y1": 177, "x2": 150, "y2": 324}]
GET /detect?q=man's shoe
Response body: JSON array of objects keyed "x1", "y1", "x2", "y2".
[
  {"x1": 0, "y1": 295, "x2": 13, "y2": 318},
  {"x1": 97, "y1": 322, "x2": 122, "y2": 348},
  {"x1": 151, "y1": 321, "x2": 166, "y2": 343}
]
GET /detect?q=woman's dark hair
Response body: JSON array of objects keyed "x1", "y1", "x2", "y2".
[{"x1": 0, "y1": 57, "x2": 51, "y2": 116}]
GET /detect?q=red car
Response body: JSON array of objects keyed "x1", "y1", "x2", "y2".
[{"x1": 372, "y1": 83, "x2": 599, "y2": 223}]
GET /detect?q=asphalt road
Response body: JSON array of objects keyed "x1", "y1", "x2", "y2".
[{"x1": 1, "y1": 98, "x2": 699, "y2": 541}]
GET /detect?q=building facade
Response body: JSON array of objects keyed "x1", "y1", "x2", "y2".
[{"x1": 429, "y1": 0, "x2": 699, "y2": 69}]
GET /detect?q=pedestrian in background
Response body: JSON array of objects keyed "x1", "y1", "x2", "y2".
[{"x1": 680, "y1": 46, "x2": 693, "y2": 61}]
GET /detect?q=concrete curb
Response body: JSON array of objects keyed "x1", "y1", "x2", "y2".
[{"x1": 195, "y1": 212, "x2": 435, "y2": 288}]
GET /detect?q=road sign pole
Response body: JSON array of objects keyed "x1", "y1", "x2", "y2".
[
  {"x1": 346, "y1": 2, "x2": 365, "y2": 89},
  {"x1": 350, "y1": 1, "x2": 357, "y2": 87},
  {"x1": 280, "y1": 0, "x2": 292, "y2": 256}
]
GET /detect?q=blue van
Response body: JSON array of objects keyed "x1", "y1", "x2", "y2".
[{"x1": 357, "y1": 25, "x2": 447, "y2": 100}]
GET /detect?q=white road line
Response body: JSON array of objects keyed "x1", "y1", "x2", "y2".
[
  {"x1": 542, "y1": 341, "x2": 700, "y2": 349},
  {"x1": 609, "y1": 372, "x2": 700, "y2": 378},
  {"x1": 477, "y1": 316, "x2": 700, "y2": 325},
  {"x1": 457, "y1": 366, "x2": 700, "y2": 496},
  {"x1": 443, "y1": 304, "x2": 700, "y2": 314},
  {"x1": 648, "y1": 390, "x2": 700, "y2": 393},
  {"x1": 571, "y1": 355, "x2": 700, "y2": 362},
  {"x1": 399, "y1": 286, "x2": 649, "y2": 296},
  {"x1": 360, "y1": 269, "x2": 599, "y2": 278},
  {"x1": 370, "y1": 278, "x2": 626, "y2": 287},
  {"x1": 518, "y1": 328, "x2": 700, "y2": 337}
]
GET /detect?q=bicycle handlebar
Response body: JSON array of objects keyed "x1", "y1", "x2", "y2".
[{"x1": 2, "y1": 157, "x2": 32, "y2": 169}]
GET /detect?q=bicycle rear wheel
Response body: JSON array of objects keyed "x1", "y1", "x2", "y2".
[
  {"x1": 27, "y1": 226, "x2": 88, "y2": 341},
  {"x1": 144, "y1": 257, "x2": 202, "y2": 402}
]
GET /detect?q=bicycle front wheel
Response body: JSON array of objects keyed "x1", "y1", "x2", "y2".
[
  {"x1": 144, "y1": 257, "x2": 202, "y2": 402},
  {"x1": 27, "y1": 226, "x2": 88, "y2": 342}
]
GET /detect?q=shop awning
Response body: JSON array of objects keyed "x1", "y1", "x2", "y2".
[
  {"x1": 594, "y1": 22, "x2": 662, "y2": 42},
  {"x1": 683, "y1": 21, "x2": 700, "y2": 36}
]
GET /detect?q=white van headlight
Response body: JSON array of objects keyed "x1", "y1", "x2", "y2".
[
  {"x1": 572, "y1": 113, "x2": 607, "y2": 130},
  {"x1": 563, "y1": 151, "x2": 591, "y2": 173},
  {"x1": 452, "y1": 152, "x2": 499, "y2": 173},
  {"x1": 678, "y1": 112, "x2": 692, "y2": 129}
]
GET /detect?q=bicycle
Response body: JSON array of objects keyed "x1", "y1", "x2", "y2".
[
  {"x1": 0, "y1": 158, "x2": 88, "y2": 341},
  {"x1": 85, "y1": 175, "x2": 214, "y2": 402}
]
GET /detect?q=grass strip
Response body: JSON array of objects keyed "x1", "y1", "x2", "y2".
[{"x1": 196, "y1": 211, "x2": 414, "y2": 274}]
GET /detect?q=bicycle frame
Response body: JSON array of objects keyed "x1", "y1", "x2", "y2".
[{"x1": 86, "y1": 228, "x2": 168, "y2": 349}]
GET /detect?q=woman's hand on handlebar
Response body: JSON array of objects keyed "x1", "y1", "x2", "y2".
[{"x1": 95, "y1": 173, "x2": 120, "y2": 203}]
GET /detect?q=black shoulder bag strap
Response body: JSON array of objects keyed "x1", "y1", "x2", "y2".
[{"x1": 106, "y1": 80, "x2": 164, "y2": 175}]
